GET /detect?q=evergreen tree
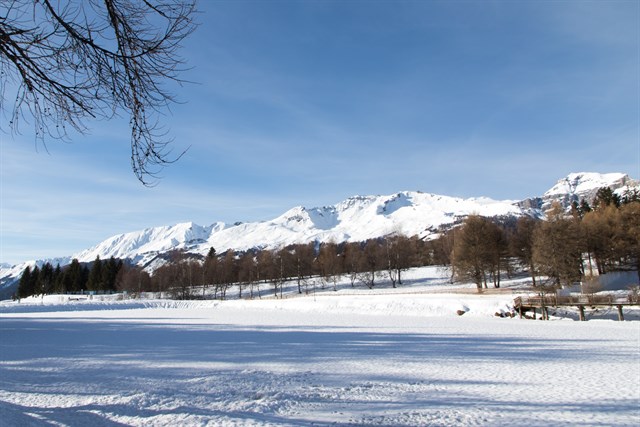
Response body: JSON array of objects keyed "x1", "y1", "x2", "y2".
[
  {"x1": 17, "y1": 266, "x2": 34, "y2": 299},
  {"x1": 593, "y1": 187, "x2": 621, "y2": 209},
  {"x1": 53, "y1": 264, "x2": 63, "y2": 293},
  {"x1": 39, "y1": 262, "x2": 55, "y2": 295},
  {"x1": 579, "y1": 198, "x2": 592, "y2": 216},
  {"x1": 81, "y1": 265, "x2": 90, "y2": 291},
  {"x1": 87, "y1": 256, "x2": 103, "y2": 291},
  {"x1": 64, "y1": 258, "x2": 84, "y2": 293},
  {"x1": 101, "y1": 257, "x2": 121, "y2": 291},
  {"x1": 621, "y1": 188, "x2": 640, "y2": 204},
  {"x1": 207, "y1": 247, "x2": 217, "y2": 259}
]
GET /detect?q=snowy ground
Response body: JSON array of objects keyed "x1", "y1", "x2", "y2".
[{"x1": 1, "y1": 268, "x2": 639, "y2": 426}]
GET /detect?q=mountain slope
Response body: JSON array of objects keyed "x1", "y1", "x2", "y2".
[
  {"x1": 66, "y1": 191, "x2": 524, "y2": 269},
  {"x1": 518, "y1": 172, "x2": 637, "y2": 212},
  {"x1": 1, "y1": 172, "x2": 637, "y2": 298}
]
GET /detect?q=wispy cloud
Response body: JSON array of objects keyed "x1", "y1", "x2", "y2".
[{"x1": 2, "y1": 0, "x2": 638, "y2": 264}]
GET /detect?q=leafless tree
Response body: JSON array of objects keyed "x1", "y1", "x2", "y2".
[
  {"x1": 342, "y1": 242, "x2": 361, "y2": 288},
  {"x1": 238, "y1": 251, "x2": 258, "y2": 299},
  {"x1": 318, "y1": 241, "x2": 341, "y2": 291},
  {"x1": 383, "y1": 234, "x2": 416, "y2": 287},
  {"x1": 451, "y1": 215, "x2": 506, "y2": 290},
  {"x1": 360, "y1": 239, "x2": 382, "y2": 288},
  {"x1": 509, "y1": 216, "x2": 539, "y2": 286},
  {"x1": 291, "y1": 243, "x2": 315, "y2": 294},
  {"x1": 617, "y1": 202, "x2": 640, "y2": 281},
  {"x1": 116, "y1": 264, "x2": 150, "y2": 295},
  {"x1": 532, "y1": 203, "x2": 583, "y2": 289},
  {"x1": 1, "y1": 0, "x2": 197, "y2": 184}
]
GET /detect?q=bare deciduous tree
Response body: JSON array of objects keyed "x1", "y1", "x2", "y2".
[
  {"x1": 384, "y1": 234, "x2": 416, "y2": 287},
  {"x1": 532, "y1": 203, "x2": 583, "y2": 289},
  {"x1": 360, "y1": 239, "x2": 382, "y2": 289},
  {"x1": 318, "y1": 241, "x2": 341, "y2": 291},
  {"x1": 510, "y1": 216, "x2": 539, "y2": 286},
  {"x1": 451, "y1": 215, "x2": 507, "y2": 290},
  {"x1": 1, "y1": 0, "x2": 197, "y2": 184}
]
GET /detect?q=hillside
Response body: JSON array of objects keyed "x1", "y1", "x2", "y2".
[{"x1": 1, "y1": 172, "x2": 637, "y2": 299}]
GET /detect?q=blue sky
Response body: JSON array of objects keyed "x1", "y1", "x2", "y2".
[{"x1": 1, "y1": 0, "x2": 639, "y2": 264}]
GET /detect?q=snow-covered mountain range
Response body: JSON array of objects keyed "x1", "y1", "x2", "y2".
[
  {"x1": 518, "y1": 172, "x2": 637, "y2": 212},
  {"x1": 1, "y1": 172, "x2": 637, "y2": 298}
]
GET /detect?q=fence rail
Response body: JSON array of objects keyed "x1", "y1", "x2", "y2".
[{"x1": 513, "y1": 292, "x2": 640, "y2": 321}]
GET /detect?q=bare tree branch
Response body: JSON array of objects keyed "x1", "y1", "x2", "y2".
[{"x1": 0, "y1": 0, "x2": 197, "y2": 185}]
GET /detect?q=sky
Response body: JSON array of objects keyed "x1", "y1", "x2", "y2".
[{"x1": 1, "y1": 0, "x2": 639, "y2": 265}]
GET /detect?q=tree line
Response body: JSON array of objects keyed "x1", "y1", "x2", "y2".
[
  {"x1": 16, "y1": 187, "x2": 639, "y2": 300},
  {"x1": 134, "y1": 235, "x2": 429, "y2": 300},
  {"x1": 449, "y1": 187, "x2": 639, "y2": 290},
  {"x1": 17, "y1": 256, "x2": 124, "y2": 299}
]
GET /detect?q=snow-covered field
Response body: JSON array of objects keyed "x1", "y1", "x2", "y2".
[{"x1": 1, "y1": 268, "x2": 639, "y2": 426}]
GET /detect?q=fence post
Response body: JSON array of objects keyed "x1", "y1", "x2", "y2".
[
  {"x1": 578, "y1": 305, "x2": 585, "y2": 321},
  {"x1": 617, "y1": 305, "x2": 624, "y2": 321}
]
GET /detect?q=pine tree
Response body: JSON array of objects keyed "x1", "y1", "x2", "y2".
[
  {"x1": 53, "y1": 264, "x2": 63, "y2": 293},
  {"x1": 17, "y1": 266, "x2": 33, "y2": 299},
  {"x1": 81, "y1": 266, "x2": 90, "y2": 291},
  {"x1": 101, "y1": 257, "x2": 120, "y2": 291},
  {"x1": 207, "y1": 247, "x2": 217, "y2": 259},
  {"x1": 593, "y1": 187, "x2": 621, "y2": 209},
  {"x1": 39, "y1": 262, "x2": 55, "y2": 295},
  {"x1": 31, "y1": 266, "x2": 41, "y2": 296},
  {"x1": 621, "y1": 188, "x2": 640, "y2": 204},
  {"x1": 64, "y1": 259, "x2": 83, "y2": 293},
  {"x1": 87, "y1": 256, "x2": 103, "y2": 291},
  {"x1": 579, "y1": 198, "x2": 592, "y2": 216}
]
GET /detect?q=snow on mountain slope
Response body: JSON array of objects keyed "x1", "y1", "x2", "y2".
[
  {"x1": 544, "y1": 172, "x2": 631, "y2": 196},
  {"x1": 72, "y1": 221, "x2": 228, "y2": 267},
  {"x1": 196, "y1": 191, "x2": 522, "y2": 256},
  {"x1": 520, "y1": 172, "x2": 639, "y2": 212},
  {"x1": 0, "y1": 257, "x2": 73, "y2": 300},
  {"x1": 70, "y1": 191, "x2": 523, "y2": 269},
  {"x1": 1, "y1": 172, "x2": 637, "y2": 299}
]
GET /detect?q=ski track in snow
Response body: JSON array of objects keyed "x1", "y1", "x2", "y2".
[{"x1": 1, "y1": 272, "x2": 639, "y2": 426}]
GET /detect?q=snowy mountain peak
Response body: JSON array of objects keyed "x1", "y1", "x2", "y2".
[
  {"x1": 276, "y1": 206, "x2": 309, "y2": 222},
  {"x1": 2, "y1": 172, "x2": 638, "y2": 299},
  {"x1": 544, "y1": 172, "x2": 633, "y2": 197},
  {"x1": 72, "y1": 221, "x2": 214, "y2": 266},
  {"x1": 532, "y1": 172, "x2": 638, "y2": 212}
]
